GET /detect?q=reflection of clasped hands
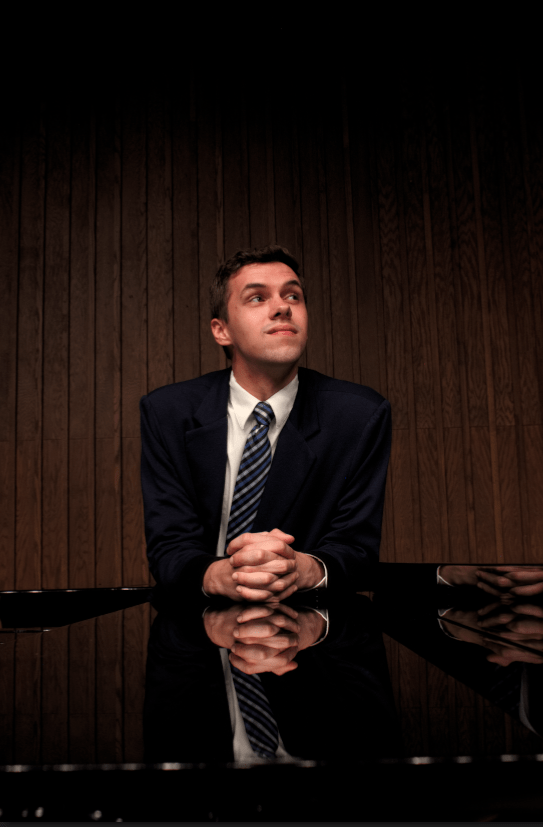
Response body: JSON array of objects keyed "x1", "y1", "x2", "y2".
[
  {"x1": 203, "y1": 528, "x2": 325, "y2": 602},
  {"x1": 439, "y1": 565, "x2": 543, "y2": 599},
  {"x1": 203, "y1": 602, "x2": 326, "y2": 675},
  {"x1": 441, "y1": 601, "x2": 543, "y2": 666}
]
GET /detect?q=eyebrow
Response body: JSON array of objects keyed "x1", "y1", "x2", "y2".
[{"x1": 240, "y1": 279, "x2": 302, "y2": 295}]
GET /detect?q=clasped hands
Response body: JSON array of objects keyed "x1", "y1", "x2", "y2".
[
  {"x1": 203, "y1": 602, "x2": 326, "y2": 675},
  {"x1": 203, "y1": 528, "x2": 324, "y2": 602}
]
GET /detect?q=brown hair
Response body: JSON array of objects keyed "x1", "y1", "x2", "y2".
[{"x1": 209, "y1": 244, "x2": 306, "y2": 323}]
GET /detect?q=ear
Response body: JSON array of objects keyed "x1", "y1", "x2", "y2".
[{"x1": 211, "y1": 318, "x2": 233, "y2": 349}]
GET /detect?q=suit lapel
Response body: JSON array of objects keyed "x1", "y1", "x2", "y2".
[
  {"x1": 185, "y1": 370, "x2": 230, "y2": 543},
  {"x1": 252, "y1": 368, "x2": 320, "y2": 532}
]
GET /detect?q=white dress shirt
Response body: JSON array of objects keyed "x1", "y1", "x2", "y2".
[
  {"x1": 214, "y1": 370, "x2": 327, "y2": 586},
  {"x1": 214, "y1": 371, "x2": 329, "y2": 762}
]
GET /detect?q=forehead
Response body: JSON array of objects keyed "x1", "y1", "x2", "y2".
[{"x1": 229, "y1": 261, "x2": 299, "y2": 294}]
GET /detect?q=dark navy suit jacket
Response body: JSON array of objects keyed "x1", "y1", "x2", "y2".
[{"x1": 140, "y1": 366, "x2": 391, "y2": 595}]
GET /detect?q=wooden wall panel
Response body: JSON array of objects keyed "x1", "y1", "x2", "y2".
[
  {"x1": 95, "y1": 101, "x2": 122, "y2": 587},
  {"x1": 0, "y1": 113, "x2": 19, "y2": 592},
  {"x1": 299, "y1": 107, "x2": 333, "y2": 376},
  {"x1": 172, "y1": 82, "x2": 200, "y2": 384},
  {"x1": 197, "y1": 82, "x2": 225, "y2": 377},
  {"x1": 69, "y1": 108, "x2": 96, "y2": 589},
  {"x1": 2, "y1": 65, "x2": 543, "y2": 587},
  {"x1": 41, "y1": 627, "x2": 68, "y2": 762},
  {"x1": 147, "y1": 96, "x2": 174, "y2": 395}
]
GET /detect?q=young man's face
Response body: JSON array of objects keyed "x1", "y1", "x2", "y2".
[{"x1": 211, "y1": 261, "x2": 308, "y2": 370}]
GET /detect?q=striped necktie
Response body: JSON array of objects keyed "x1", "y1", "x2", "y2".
[
  {"x1": 225, "y1": 401, "x2": 275, "y2": 549},
  {"x1": 227, "y1": 401, "x2": 279, "y2": 759}
]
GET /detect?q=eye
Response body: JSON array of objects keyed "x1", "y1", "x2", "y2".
[{"x1": 249, "y1": 295, "x2": 264, "y2": 303}]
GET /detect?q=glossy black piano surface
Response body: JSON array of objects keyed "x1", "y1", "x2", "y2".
[{"x1": 1, "y1": 564, "x2": 542, "y2": 821}]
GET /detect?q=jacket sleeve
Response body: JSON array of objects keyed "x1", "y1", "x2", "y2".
[
  {"x1": 140, "y1": 395, "x2": 217, "y2": 594},
  {"x1": 306, "y1": 398, "x2": 391, "y2": 591}
]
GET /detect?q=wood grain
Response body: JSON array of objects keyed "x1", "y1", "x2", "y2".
[
  {"x1": 122, "y1": 436, "x2": 147, "y2": 586},
  {"x1": 69, "y1": 617, "x2": 96, "y2": 762},
  {"x1": 123, "y1": 603, "x2": 149, "y2": 761},
  {"x1": 121, "y1": 96, "x2": 147, "y2": 439},
  {"x1": 41, "y1": 627, "x2": 68, "y2": 762},
  {"x1": 96, "y1": 611, "x2": 123, "y2": 762},
  {"x1": 147, "y1": 95, "x2": 174, "y2": 394},
  {"x1": 197, "y1": 80, "x2": 224, "y2": 376},
  {"x1": 95, "y1": 101, "x2": 122, "y2": 587},
  {"x1": 69, "y1": 107, "x2": 96, "y2": 590},
  {"x1": 171, "y1": 81, "x2": 200, "y2": 382},
  {"x1": 4, "y1": 68, "x2": 543, "y2": 589}
]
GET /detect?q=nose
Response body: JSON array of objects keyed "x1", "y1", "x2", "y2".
[{"x1": 272, "y1": 300, "x2": 292, "y2": 318}]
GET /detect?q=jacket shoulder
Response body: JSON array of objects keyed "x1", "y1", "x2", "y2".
[
  {"x1": 142, "y1": 369, "x2": 229, "y2": 404},
  {"x1": 298, "y1": 367, "x2": 388, "y2": 410}
]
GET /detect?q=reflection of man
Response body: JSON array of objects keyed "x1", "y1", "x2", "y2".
[
  {"x1": 144, "y1": 593, "x2": 400, "y2": 764},
  {"x1": 140, "y1": 246, "x2": 391, "y2": 599}
]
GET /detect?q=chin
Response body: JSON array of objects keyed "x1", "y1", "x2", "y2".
[{"x1": 262, "y1": 346, "x2": 305, "y2": 365}]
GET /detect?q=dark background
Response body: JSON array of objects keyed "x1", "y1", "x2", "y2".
[{"x1": 2, "y1": 22, "x2": 542, "y2": 589}]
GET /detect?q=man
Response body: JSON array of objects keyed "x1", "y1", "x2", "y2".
[{"x1": 140, "y1": 245, "x2": 391, "y2": 601}]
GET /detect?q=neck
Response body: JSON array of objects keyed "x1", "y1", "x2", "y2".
[{"x1": 231, "y1": 360, "x2": 298, "y2": 401}]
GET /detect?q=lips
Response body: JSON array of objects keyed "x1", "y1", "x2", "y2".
[{"x1": 267, "y1": 326, "x2": 297, "y2": 335}]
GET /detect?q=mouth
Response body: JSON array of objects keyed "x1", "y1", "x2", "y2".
[{"x1": 267, "y1": 326, "x2": 297, "y2": 336}]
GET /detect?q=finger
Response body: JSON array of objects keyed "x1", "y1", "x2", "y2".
[
  {"x1": 233, "y1": 570, "x2": 299, "y2": 590},
  {"x1": 235, "y1": 605, "x2": 276, "y2": 623},
  {"x1": 477, "y1": 612, "x2": 516, "y2": 628},
  {"x1": 264, "y1": 582, "x2": 299, "y2": 602},
  {"x1": 234, "y1": 603, "x2": 299, "y2": 624},
  {"x1": 476, "y1": 570, "x2": 515, "y2": 589},
  {"x1": 476, "y1": 581, "x2": 505, "y2": 596},
  {"x1": 232, "y1": 557, "x2": 297, "y2": 574},
  {"x1": 267, "y1": 606, "x2": 300, "y2": 624},
  {"x1": 226, "y1": 532, "x2": 272, "y2": 556},
  {"x1": 229, "y1": 548, "x2": 277, "y2": 567},
  {"x1": 499, "y1": 620, "x2": 543, "y2": 639},
  {"x1": 477, "y1": 602, "x2": 505, "y2": 617},
  {"x1": 268, "y1": 528, "x2": 295, "y2": 543},
  {"x1": 234, "y1": 584, "x2": 276, "y2": 601},
  {"x1": 229, "y1": 543, "x2": 296, "y2": 568},
  {"x1": 507, "y1": 569, "x2": 543, "y2": 583},
  {"x1": 229, "y1": 645, "x2": 299, "y2": 673},
  {"x1": 511, "y1": 603, "x2": 543, "y2": 619},
  {"x1": 233, "y1": 617, "x2": 298, "y2": 639},
  {"x1": 232, "y1": 570, "x2": 284, "y2": 589},
  {"x1": 235, "y1": 617, "x2": 300, "y2": 638},
  {"x1": 265, "y1": 571, "x2": 299, "y2": 592},
  {"x1": 511, "y1": 583, "x2": 543, "y2": 596},
  {"x1": 234, "y1": 632, "x2": 299, "y2": 649}
]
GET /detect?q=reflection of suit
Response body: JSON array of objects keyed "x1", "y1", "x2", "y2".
[
  {"x1": 143, "y1": 593, "x2": 400, "y2": 763},
  {"x1": 140, "y1": 367, "x2": 391, "y2": 595}
]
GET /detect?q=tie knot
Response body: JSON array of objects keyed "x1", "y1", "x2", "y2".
[{"x1": 253, "y1": 401, "x2": 274, "y2": 429}]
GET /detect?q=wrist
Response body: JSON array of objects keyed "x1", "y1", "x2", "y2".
[
  {"x1": 203, "y1": 558, "x2": 232, "y2": 596},
  {"x1": 296, "y1": 552, "x2": 325, "y2": 590}
]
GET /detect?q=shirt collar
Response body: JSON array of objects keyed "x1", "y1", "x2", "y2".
[{"x1": 229, "y1": 370, "x2": 299, "y2": 431}]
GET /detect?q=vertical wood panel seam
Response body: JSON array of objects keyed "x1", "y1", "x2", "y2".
[
  {"x1": 469, "y1": 103, "x2": 504, "y2": 562},
  {"x1": 341, "y1": 82, "x2": 361, "y2": 384},
  {"x1": 395, "y1": 115, "x2": 422, "y2": 557},
  {"x1": 266, "y1": 103, "x2": 275, "y2": 243},
  {"x1": 517, "y1": 72, "x2": 543, "y2": 423},
  {"x1": 420, "y1": 124, "x2": 450, "y2": 559},
  {"x1": 443, "y1": 101, "x2": 477, "y2": 560},
  {"x1": 497, "y1": 89, "x2": 529, "y2": 559}
]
